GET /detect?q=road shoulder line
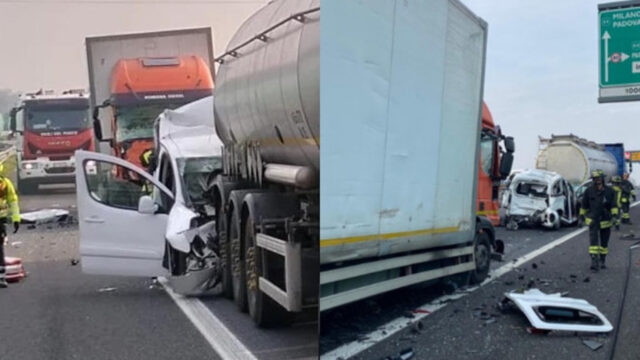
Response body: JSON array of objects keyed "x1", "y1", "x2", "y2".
[{"x1": 158, "y1": 277, "x2": 258, "y2": 360}]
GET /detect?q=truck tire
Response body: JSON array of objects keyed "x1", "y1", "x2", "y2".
[
  {"x1": 217, "y1": 203, "x2": 233, "y2": 299},
  {"x1": 229, "y1": 205, "x2": 248, "y2": 312},
  {"x1": 470, "y1": 232, "x2": 491, "y2": 284},
  {"x1": 245, "y1": 217, "x2": 293, "y2": 327}
]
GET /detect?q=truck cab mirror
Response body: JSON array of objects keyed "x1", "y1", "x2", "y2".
[
  {"x1": 93, "y1": 116, "x2": 103, "y2": 141},
  {"x1": 504, "y1": 136, "x2": 515, "y2": 153},
  {"x1": 93, "y1": 101, "x2": 113, "y2": 142},
  {"x1": 499, "y1": 152, "x2": 514, "y2": 180},
  {"x1": 9, "y1": 108, "x2": 17, "y2": 133}
]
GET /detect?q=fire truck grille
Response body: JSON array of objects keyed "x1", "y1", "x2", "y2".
[{"x1": 44, "y1": 167, "x2": 75, "y2": 174}]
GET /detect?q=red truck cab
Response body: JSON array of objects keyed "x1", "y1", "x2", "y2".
[{"x1": 10, "y1": 90, "x2": 94, "y2": 193}]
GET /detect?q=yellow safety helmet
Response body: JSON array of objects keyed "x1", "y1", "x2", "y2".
[{"x1": 591, "y1": 169, "x2": 605, "y2": 179}]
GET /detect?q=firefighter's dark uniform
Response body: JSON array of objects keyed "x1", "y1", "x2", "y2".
[
  {"x1": 612, "y1": 176, "x2": 622, "y2": 230},
  {"x1": 620, "y1": 176, "x2": 635, "y2": 224},
  {"x1": 580, "y1": 172, "x2": 617, "y2": 271},
  {"x1": 0, "y1": 170, "x2": 21, "y2": 288}
]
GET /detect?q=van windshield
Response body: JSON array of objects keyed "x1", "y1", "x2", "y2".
[
  {"x1": 176, "y1": 156, "x2": 223, "y2": 206},
  {"x1": 515, "y1": 182, "x2": 548, "y2": 198}
]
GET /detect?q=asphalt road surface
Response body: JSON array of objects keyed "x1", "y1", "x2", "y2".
[
  {"x1": 0, "y1": 184, "x2": 317, "y2": 360},
  {"x1": 321, "y1": 208, "x2": 640, "y2": 360}
]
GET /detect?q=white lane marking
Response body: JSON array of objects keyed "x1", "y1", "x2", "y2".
[
  {"x1": 321, "y1": 201, "x2": 640, "y2": 360},
  {"x1": 158, "y1": 277, "x2": 258, "y2": 360}
]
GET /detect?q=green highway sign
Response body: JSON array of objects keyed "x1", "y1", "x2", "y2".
[{"x1": 598, "y1": 1, "x2": 640, "y2": 103}]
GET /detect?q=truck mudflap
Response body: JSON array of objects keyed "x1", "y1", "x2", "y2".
[{"x1": 256, "y1": 232, "x2": 303, "y2": 312}]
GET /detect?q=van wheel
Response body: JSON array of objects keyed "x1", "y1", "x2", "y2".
[
  {"x1": 245, "y1": 216, "x2": 293, "y2": 327},
  {"x1": 470, "y1": 232, "x2": 491, "y2": 284}
]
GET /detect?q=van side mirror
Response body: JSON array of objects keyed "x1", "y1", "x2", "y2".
[
  {"x1": 499, "y1": 152, "x2": 514, "y2": 180},
  {"x1": 504, "y1": 136, "x2": 515, "y2": 153},
  {"x1": 138, "y1": 195, "x2": 157, "y2": 215}
]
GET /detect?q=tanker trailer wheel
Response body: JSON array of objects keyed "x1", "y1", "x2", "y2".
[
  {"x1": 245, "y1": 216, "x2": 293, "y2": 327},
  {"x1": 470, "y1": 232, "x2": 491, "y2": 284},
  {"x1": 229, "y1": 205, "x2": 248, "y2": 312},
  {"x1": 215, "y1": 196, "x2": 233, "y2": 299}
]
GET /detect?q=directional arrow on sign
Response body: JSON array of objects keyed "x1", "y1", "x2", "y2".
[
  {"x1": 621, "y1": 53, "x2": 630, "y2": 62},
  {"x1": 603, "y1": 31, "x2": 611, "y2": 82}
]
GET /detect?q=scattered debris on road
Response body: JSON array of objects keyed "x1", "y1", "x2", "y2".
[
  {"x1": 619, "y1": 232, "x2": 636, "y2": 240},
  {"x1": 21, "y1": 209, "x2": 69, "y2": 224},
  {"x1": 70, "y1": 259, "x2": 79, "y2": 266},
  {"x1": 582, "y1": 339, "x2": 604, "y2": 351},
  {"x1": 382, "y1": 347, "x2": 415, "y2": 360},
  {"x1": 503, "y1": 288, "x2": 613, "y2": 333},
  {"x1": 97, "y1": 287, "x2": 117, "y2": 293},
  {"x1": 10, "y1": 241, "x2": 22, "y2": 247}
]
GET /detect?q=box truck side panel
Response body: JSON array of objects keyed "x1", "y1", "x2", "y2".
[
  {"x1": 320, "y1": 0, "x2": 487, "y2": 264},
  {"x1": 320, "y1": 0, "x2": 396, "y2": 263},
  {"x1": 433, "y1": 1, "x2": 486, "y2": 229},
  {"x1": 378, "y1": 1, "x2": 447, "y2": 239}
]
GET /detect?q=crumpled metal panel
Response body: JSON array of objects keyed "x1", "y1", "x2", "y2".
[{"x1": 505, "y1": 289, "x2": 613, "y2": 333}]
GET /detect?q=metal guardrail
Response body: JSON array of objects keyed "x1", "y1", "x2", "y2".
[{"x1": 0, "y1": 145, "x2": 16, "y2": 164}]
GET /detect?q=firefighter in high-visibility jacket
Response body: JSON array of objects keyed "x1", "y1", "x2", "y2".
[
  {"x1": 139, "y1": 149, "x2": 154, "y2": 194},
  {"x1": 580, "y1": 170, "x2": 617, "y2": 272},
  {"x1": 620, "y1": 173, "x2": 636, "y2": 224},
  {"x1": 611, "y1": 175, "x2": 623, "y2": 231},
  {"x1": 0, "y1": 164, "x2": 21, "y2": 288}
]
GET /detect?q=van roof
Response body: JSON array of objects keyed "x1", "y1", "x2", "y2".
[{"x1": 156, "y1": 95, "x2": 223, "y2": 159}]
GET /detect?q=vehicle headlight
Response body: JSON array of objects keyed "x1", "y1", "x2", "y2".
[{"x1": 23, "y1": 163, "x2": 35, "y2": 170}]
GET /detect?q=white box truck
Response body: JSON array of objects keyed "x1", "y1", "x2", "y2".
[{"x1": 319, "y1": 0, "x2": 501, "y2": 311}]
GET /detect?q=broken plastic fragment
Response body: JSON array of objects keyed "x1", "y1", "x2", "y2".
[
  {"x1": 505, "y1": 288, "x2": 613, "y2": 333},
  {"x1": 97, "y1": 287, "x2": 117, "y2": 293},
  {"x1": 582, "y1": 339, "x2": 603, "y2": 351}
]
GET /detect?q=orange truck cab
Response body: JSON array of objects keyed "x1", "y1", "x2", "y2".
[
  {"x1": 94, "y1": 55, "x2": 214, "y2": 169},
  {"x1": 477, "y1": 102, "x2": 515, "y2": 225}
]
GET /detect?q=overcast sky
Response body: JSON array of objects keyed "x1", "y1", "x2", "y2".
[
  {"x1": 464, "y1": 0, "x2": 640, "y2": 181},
  {"x1": 1, "y1": 0, "x2": 639, "y2": 180},
  {"x1": 0, "y1": 0, "x2": 267, "y2": 91}
]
